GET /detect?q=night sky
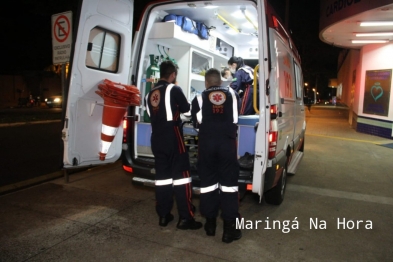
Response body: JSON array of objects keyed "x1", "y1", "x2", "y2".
[{"x1": 1, "y1": 0, "x2": 341, "y2": 97}]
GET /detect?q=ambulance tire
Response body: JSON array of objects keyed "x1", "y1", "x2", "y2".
[{"x1": 264, "y1": 160, "x2": 287, "y2": 205}]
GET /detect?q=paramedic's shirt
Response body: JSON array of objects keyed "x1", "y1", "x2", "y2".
[
  {"x1": 146, "y1": 80, "x2": 190, "y2": 137},
  {"x1": 230, "y1": 65, "x2": 254, "y2": 93},
  {"x1": 191, "y1": 86, "x2": 240, "y2": 139}
]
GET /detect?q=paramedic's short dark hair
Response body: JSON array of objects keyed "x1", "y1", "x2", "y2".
[
  {"x1": 160, "y1": 60, "x2": 178, "y2": 79},
  {"x1": 205, "y1": 68, "x2": 221, "y2": 86}
]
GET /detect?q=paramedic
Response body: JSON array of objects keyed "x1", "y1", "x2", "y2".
[
  {"x1": 228, "y1": 56, "x2": 255, "y2": 115},
  {"x1": 145, "y1": 60, "x2": 202, "y2": 230},
  {"x1": 191, "y1": 68, "x2": 242, "y2": 243}
]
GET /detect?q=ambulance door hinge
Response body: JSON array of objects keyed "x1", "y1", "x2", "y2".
[
  {"x1": 131, "y1": 75, "x2": 136, "y2": 86},
  {"x1": 265, "y1": 79, "x2": 270, "y2": 96}
]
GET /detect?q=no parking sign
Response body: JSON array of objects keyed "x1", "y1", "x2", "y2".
[{"x1": 51, "y1": 11, "x2": 72, "y2": 64}]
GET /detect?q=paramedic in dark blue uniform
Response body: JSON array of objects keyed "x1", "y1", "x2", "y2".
[
  {"x1": 145, "y1": 60, "x2": 202, "y2": 230},
  {"x1": 191, "y1": 68, "x2": 242, "y2": 243},
  {"x1": 228, "y1": 56, "x2": 255, "y2": 115}
]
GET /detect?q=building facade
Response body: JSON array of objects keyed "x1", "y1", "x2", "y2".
[{"x1": 320, "y1": 0, "x2": 393, "y2": 139}]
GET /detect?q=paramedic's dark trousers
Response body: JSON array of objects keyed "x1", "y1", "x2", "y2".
[
  {"x1": 152, "y1": 142, "x2": 194, "y2": 220},
  {"x1": 240, "y1": 86, "x2": 255, "y2": 115},
  {"x1": 198, "y1": 136, "x2": 240, "y2": 220}
]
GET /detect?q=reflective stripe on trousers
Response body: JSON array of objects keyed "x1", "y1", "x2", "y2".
[
  {"x1": 200, "y1": 183, "x2": 238, "y2": 193},
  {"x1": 155, "y1": 178, "x2": 173, "y2": 186},
  {"x1": 173, "y1": 177, "x2": 192, "y2": 186},
  {"x1": 155, "y1": 177, "x2": 192, "y2": 186}
]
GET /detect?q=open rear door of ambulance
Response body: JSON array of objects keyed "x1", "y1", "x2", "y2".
[
  {"x1": 252, "y1": 0, "x2": 270, "y2": 202},
  {"x1": 63, "y1": 0, "x2": 134, "y2": 169}
]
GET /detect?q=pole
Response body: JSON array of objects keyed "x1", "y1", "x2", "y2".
[
  {"x1": 61, "y1": 64, "x2": 68, "y2": 183},
  {"x1": 61, "y1": 64, "x2": 66, "y2": 115}
]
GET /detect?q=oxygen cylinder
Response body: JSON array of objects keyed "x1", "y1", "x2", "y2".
[{"x1": 144, "y1": 54, "x2": 160, "y2": 122}]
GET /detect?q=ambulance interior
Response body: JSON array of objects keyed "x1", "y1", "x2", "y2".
[
  {"x1": 135, "y1": 2, "x2": 260, "y2": 166},
  {"x1": 138, "y1": 2, "x2": 259, "y2": 99}
]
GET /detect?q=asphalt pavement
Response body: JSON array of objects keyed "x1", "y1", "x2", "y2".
[{"x1": 1, "y1": 105, "x2": 393, "y2": 262}]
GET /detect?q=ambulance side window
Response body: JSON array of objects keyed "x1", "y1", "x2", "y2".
[
  {"x1": 294, "y1": 63, "x2": 303, "y2": 99},
  {"x1": 271, "y1": 31, "x2": 295, "y2": 100},
  {"x1": 86, "y1": 27, "x2": 120, "y2": 72}
]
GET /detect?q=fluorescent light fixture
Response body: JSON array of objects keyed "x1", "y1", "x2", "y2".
[
  {"x1": 355, "y1": 32, "x2": 393, "y2": 37},
  {"x1": 360, "y1": 21, "x2": 393, "y2": 27},
  {"x1": 241, "y1": 9, "x2": 258, "y2": 30},
  {"x1": 216, "y1": 13, "x2": 239, "y2": 33},
  {"x1": 248, "y1": 38, "x2": 258, "y2": 45},
  {"x1": 204, "y1": 2, "x2": 217, "y2": 9},
  {"x1": 351, "y1": 40, "x2": 389, "y2": 43},
  {"x1": 242, "y1": 22, "x2": 254, "y2": 29},
  {"x1": 231, "y1": 10, "x2": 244, "y2": 19},
  {"x1": 226, "y1": 29, "x2": 237, "y2": 35}
]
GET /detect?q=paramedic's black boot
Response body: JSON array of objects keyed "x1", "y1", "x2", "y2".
[
  {"x1": 222, "y1": 220, "x2": 242, "y2": 243},
  {"x1": 204, "y1": 217, "x2": 217, "y2": 236},
  {"x1": 177, "y1": 217, "x2": 203, "y2": 230},
  {"x1": 159, "y1": 213, "x2": 174, "y2": 227}
]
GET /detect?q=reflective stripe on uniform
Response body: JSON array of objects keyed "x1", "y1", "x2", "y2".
[
  {"x1": 239, "y1": 66, "x2": 254, "y2": 80},
  {"x1": 200, "y1": 183, "x2": 219, "y2": 193},
  {"x1": 173, "y1": 177, "x2": 192, "y2": 186},
  {"x1": 101, "y1": 124, "x2": 118, "y2": 136},
  {"x1": 220, "y1": 185, "x2": 239, "y2": 193},
  {"x1": 155, "y1": 178, "x2": 173, "y2": 186},
  {"x1": 165, "y1": 84, "x2": 175, "y2": 121},
  {"x1": 145, "y1": 93, "x2": 151, "y2": 117},
  {"x1": 196, "y1": 95, "x2": 203, "y2": 124},
  {"x1": 228, "y1": 88, "x2": 238, "y2": 124}
]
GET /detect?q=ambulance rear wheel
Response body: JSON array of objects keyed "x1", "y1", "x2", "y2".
[{"x1": 264, "y1": 161, "x2": 287, "y2": 205}]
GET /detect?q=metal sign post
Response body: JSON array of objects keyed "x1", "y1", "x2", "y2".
[{"x1": 52, "y1": 11, "x2": 72, "y2": 182}]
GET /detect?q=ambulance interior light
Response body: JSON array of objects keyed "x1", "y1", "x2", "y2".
[{"x1": 216, "y1": 12, "x2": 239, "y2": 33}]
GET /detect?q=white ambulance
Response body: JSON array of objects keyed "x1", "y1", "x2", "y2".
[{"x1": 63, "y1": 0, "x2": 306, "y2": 205}]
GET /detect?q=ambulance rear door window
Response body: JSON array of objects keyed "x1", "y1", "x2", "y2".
[{"x1": 86, "y1": 27, "x2": 120, "y2": 72}]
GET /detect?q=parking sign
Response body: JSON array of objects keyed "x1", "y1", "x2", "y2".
[{"x1": 52, "y1": 11, "x2": 72, "y2": 64}]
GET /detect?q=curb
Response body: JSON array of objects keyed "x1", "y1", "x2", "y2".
[
  {"x1": 0, "y1": 170, "x2": 63, "y2": 196},
  {"x1": 0, "y1": 119, "x2": 61, "y2": 128}
]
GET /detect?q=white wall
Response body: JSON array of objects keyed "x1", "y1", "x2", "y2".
[
  {"x1": 355, "y1": 43, "x2": 393, "y2": 120},
  {"x1": 337, "y1": 50, "x2": 359, "y2": 107}
]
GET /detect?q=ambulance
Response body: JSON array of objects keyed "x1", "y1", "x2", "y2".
[{"x1": 62, "y1": 0, "x2": 306, "y2": 205}]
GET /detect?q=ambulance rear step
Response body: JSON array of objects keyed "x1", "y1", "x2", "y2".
[{"x1": 287, "y1": 151, "x2": 304, "y2": 175}]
